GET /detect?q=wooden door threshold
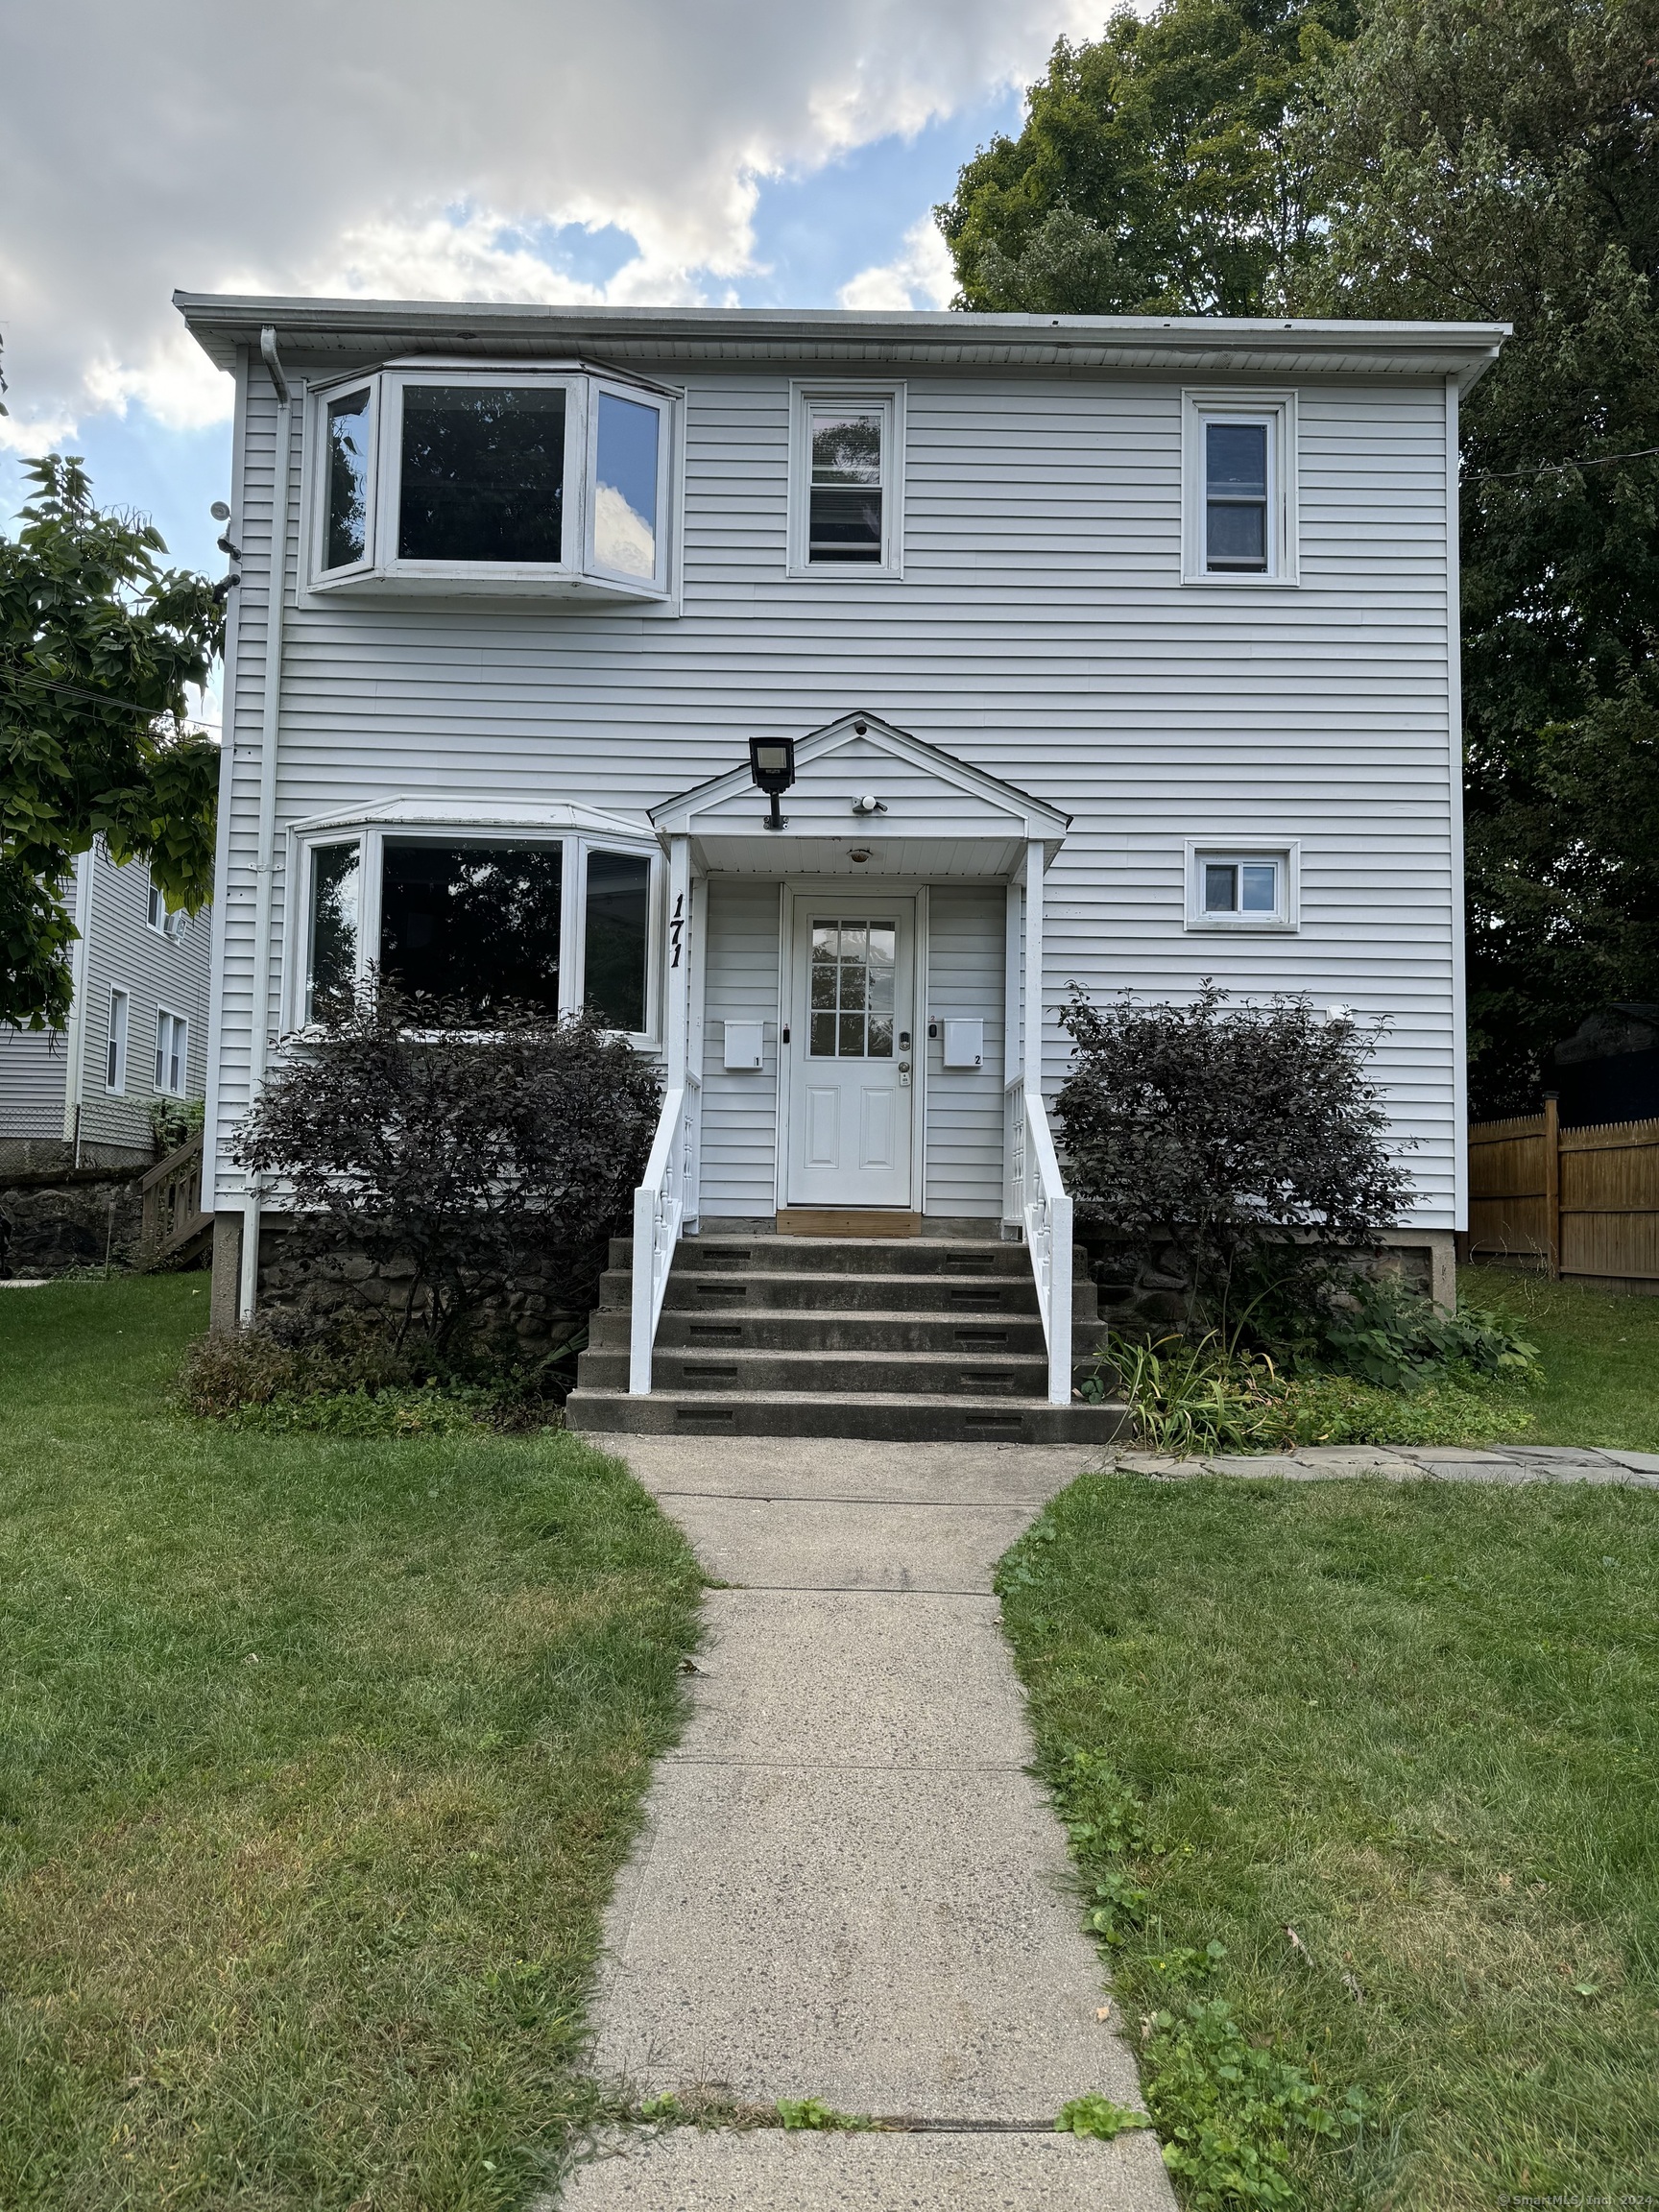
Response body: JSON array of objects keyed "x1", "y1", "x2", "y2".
[{"x1": 776, "y1": 1209, "x2": 923, "y2": 1238}]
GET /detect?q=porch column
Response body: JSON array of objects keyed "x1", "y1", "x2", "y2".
[
  {"x1": 1022, "y1": 839, "x2": 1045, "y2": 1094},
  {"x1": 665, "y1": 833, "x2": 692, "y2": 1088}
]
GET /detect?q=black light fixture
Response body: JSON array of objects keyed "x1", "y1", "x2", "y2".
[{"x1": 749, "y1": 733, "x2": 797, "y2": 831}]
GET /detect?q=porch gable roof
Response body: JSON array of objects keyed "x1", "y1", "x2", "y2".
[{"x1": 650, "y1": 712, "x2": 1069, "y2": 878}]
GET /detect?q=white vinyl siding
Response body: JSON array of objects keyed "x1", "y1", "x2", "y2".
[
  {"x1": 208, "y1": 354, "x2": 1460, "y2": 1225},
  {"x1": 698, "y1": 879, "x2": 781, "y2": 1219},
  {"x1": 924, "y1": 886, "x2": 1005, "y2": 1218},
  {"x1": 0, "y1": 1028, "x2": 70, "y2": 1138}
]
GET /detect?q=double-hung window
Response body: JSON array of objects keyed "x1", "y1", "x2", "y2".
[
  {"x1": 106, "y1": 988, "x2": 129, "y2": 1094},
  {"x1": 291, "y1": 813, "x2": 661, "y2": 1042},
  {"x1": 788, "y1": 383, "x2": 903, "y2": 577},
  {"x1": 307, "y1": 363, "x2": 676, "y2": 601},
  {"x1": 1183, "y1": 391, "x2": 1298, "y2": 585},
  {"x1": 155, "y1": 1008, "x2": 188, "y2": 1095}
]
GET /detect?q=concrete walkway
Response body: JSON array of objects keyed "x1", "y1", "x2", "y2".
[
  {"x1": 558, "y1": 1438, "x2": 1175, "y2": 2210},
  {"x1": 1112, "y1": 1440, "x2": 1659, "y2": 1485}
]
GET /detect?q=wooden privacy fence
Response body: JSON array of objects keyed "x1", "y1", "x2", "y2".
[{"x1": 1467, "y1": 1098, "x2": 1659, "y2": 1290}]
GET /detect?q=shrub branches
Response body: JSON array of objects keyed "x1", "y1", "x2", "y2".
[
  {"x1": 1056, "y1": 984, "x2": 1412, "y2": 1330},
  {"x1": 233, "y1": 983, "x2": 660, "y2": 1356}
]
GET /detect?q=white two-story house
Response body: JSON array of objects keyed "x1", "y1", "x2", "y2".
[{"x1": 178, "y1": 295, "x2": 1502, "y2": 1441}]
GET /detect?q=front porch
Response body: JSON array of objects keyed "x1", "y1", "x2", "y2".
[{"x1": 566, "y1": 712, "x2": 1125, "y2": 1441}]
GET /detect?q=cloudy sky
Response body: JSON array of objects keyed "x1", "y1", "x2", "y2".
[{"x1": 1, "y1": 0, "x2": 1111, "y2": 581}]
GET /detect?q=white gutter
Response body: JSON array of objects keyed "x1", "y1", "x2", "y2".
[{"x1": 239, "y1": 326, "x2": 292, "y2": 1323}]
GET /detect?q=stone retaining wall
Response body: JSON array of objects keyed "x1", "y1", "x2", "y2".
[{"x1": 0, "y1": 1175, "x2": 145, "y2": 1278}]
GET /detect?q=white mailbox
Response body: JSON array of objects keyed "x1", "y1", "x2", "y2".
[
  {"x1": 723, "y1": 1020, "x2": 765, "y2": 1070},
  {"x1": 942, "y1": 1019, "x2": 984, "y2": 1070}
]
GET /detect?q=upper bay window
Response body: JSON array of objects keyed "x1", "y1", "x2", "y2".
[
  {"x1": 307, "y1": 362, "x2": 676, "y2": 601},
  {"x1": 1183, "y1": 391, "x2": 1298, "y2": 586},
  {"x1": 292, "y1": 812, "x2": 661, "y2": 1042},
  {"x1": 788, "y1": 382, "x2": 904, "y2": 578}
]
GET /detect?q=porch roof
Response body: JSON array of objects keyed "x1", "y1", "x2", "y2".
[{"x1": 650, "y1": 712, "x2": 1069, "y2": 878}]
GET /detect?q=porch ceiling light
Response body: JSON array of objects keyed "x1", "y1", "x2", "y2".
[{"x1": 749, "y1": 734, "x2": 797, "y2": 831}]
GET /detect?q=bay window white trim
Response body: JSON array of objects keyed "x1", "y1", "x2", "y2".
[
  {"x1": 1182, "y1": 389, "x2": 1299, "y2": 587},
  {"x1": 301, "y1": 359, "x2": 680, "y2": 604},
  {"x1": 282, "y1": 802, "x2": 664, "y2": 1046}
]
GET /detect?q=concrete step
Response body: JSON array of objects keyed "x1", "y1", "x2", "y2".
[
  {"x1": 565, "y1": 1385, "x2": 1131, "y2": 1445},
  {"x1": 608, "y1": 1233, "x2": 1070, "y2": 1280},
  {"x1": 576, "y1": 1343, "x2": 1055, "y2": 1397},
  {"x1": 589, "y1": 1305, "x2": 1061, "y2": 1356},
  {"x1": 607, "y1": 1269, "x2": 1054, "y2": 1317}
]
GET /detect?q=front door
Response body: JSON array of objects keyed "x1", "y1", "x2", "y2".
[{"x1": 785, "y1": 898, "x2": 916, "y2": 1208}]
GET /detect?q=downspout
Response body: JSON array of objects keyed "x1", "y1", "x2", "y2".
[
  {"x1": 62, "y1": 844, "x2": 97, "y2": 1166},
  {"x1": 239, "y1": 327, "x2": 292, "y2": 1323}
]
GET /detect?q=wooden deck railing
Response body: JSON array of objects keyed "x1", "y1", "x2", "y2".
[
  {"x1": 1467, "y1": 1099, "x2": 1659, "y2": 1289},
  {"x1": 139, "y1": 1135, "x2": 213, "y2": 1270}
]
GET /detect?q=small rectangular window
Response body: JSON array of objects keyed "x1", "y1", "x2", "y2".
[
  {"x1": 155, "y1": 1010, "x2": 188, "y2": 1096},
  {"x1": 146, "y1": 878, "x2": 167, "y2": 933},
  {"x1": 1189, "y1": 847, "x2": 1296, "y2": 929},
  {"x1": 808, "y1": 919, "x2": 896, "y2": 1058},
  {"x1": 583, "y1": 850, "x2": 651, "y2": 1032},
  {"x1": 1205, "y1": 422, "x2": 1268, "y2": 572},
  {"x1": 325, "y1": 389, "x2": 373, "y2": 570},
  {"x1": 106, "y1": 988, "x2": 129, "y2": 1094},
  {"x1": 398, "y1": 385, "x2": 565, "y2": 565},
  {"x1": 306, "y1": 841, "x2": 361, "y2": 1022},
  {"x1": 808, "y1": 409, "x2": 884, "y2": 563},
  {"x1": 379, "y1": 841, "x2": 563, "y2": 1022},
  {"x1": 592, "y1": 392, "x2": 661, "y2": 581}
]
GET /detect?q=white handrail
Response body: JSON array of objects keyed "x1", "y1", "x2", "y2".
[
  {"x1": 629, "y1": 1072, "x2": 701, "y2": 1395},
  {"x1": 1005, "y1": 1077, "x2": 1073, "y2": 1406}
]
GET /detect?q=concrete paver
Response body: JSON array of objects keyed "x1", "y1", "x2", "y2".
[
  {"x1": 561, "y1": 2126, "x2": 1175, "y2": 2210},
  {"x1": 611, "y1": 1434, "x2": 1103, "y2": 1505},
  {"x1": 660, "y1": 1495, "x2": 1037, "y2": 1593}
]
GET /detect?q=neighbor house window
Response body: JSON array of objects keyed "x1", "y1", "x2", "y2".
[
  {"x1": 788, "y1": 384, "x2": 903, "y2": 577},
  {"x1": 307, "y1": 366, "x2": 675, "y2": 598},
  {"x1": 1183, "y1": 392, "x2": 1298, "y2": 585},
  {"x1": 106, "y1": 988, "x2": 129, "y2": 1094},
  {"x1": 145, "y1": 876, "x2": 184, "y2": 939},
  {"x1": 1186, "y1": 845, "x2": 1298, "y2": 930},
  {"x1": 155, "y1": 1008, "x2": 188, "y2": 1095}
]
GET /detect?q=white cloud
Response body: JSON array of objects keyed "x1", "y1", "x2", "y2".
[
  {"x1": 0, "y1": 2, "x2": 1094, "y2": 440},
  {"x1": 839, "y1": 216, "x2": 957, "y2": 311}
]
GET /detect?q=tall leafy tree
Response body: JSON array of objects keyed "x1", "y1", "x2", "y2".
[
  {"x1": 1303, "y1": 0, "x2": 1659, "y2": 1111},
  {"x1": 937, "y1": 0, "x2": 1354, "y2": 316},
  {"x1": 1, "y1": 456, "x2": 223, "y2": 1030}
]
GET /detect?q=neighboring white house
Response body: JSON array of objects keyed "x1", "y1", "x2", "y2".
[
  {"x1": 176, "y1": 295, "x2": 1503, "y2": 1432},
  {"x1": 0, "y1": 847, "x2": 211, "y2": 1172}
]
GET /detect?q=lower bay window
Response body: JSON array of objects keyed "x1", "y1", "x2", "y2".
[{"x1": 292, "y1": 810, "x2": 660, "y2": 1041}]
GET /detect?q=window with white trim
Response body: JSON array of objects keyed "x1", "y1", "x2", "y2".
[
  {"x1": 145, "y1": 875, "x2": 185, "y2": 940},
  {"x1": 307, "y1": 362, "x2": 677, "y2": 601},
  {"x1": 1183, "y1": 391, "x2": 1298, "y2": 585},
  {"x1": 788, "y1": 384, "x2": 903, "y2": 577},
  {"x1": 1185, "y1": 844, "x2": 1298, "y2": 930},
  {"x1": 106, "y1": 987, "x2": 129, "y2": 1094},
  {"x1": 155, "y1": 1008, "x2": 188, "y2": 1095},
  {"x1": 294, "y1": 826, "x2": 661, "y2": 1041}
]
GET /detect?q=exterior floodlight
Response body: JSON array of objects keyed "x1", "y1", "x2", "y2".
[{"x1": 749, "y1": 733, "x2": 797, "y2": 830}]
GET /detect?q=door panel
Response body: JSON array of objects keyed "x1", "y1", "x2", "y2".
[{"x1": 786, "y1": 898, "x2": 915, "y2": 1208}]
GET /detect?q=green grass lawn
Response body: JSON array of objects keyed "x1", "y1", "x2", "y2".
[
  {"x1": 1460, "y1": 1264, "x2": 1659, "y2": 1451},
  {"x1": 0, "y1": 1275, "x2": 700, "y2": 2211},
  {"x1": 999, "y1": 1473, "x2": 1659, "y2": 2209}
]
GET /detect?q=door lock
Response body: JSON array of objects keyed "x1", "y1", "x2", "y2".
[{"x1": 898, "y1": 1058, "x2": 912, "y2": 1087}]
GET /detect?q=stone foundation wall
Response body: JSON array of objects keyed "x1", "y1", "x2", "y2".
[
  {"x1": 0, "y1": 1174, "x2": 145, "y2": 1278},
  {"x1": 1079, "y1": 1226, "x2": 1453, "y2": 1334},
  {"x1": 254, "y1": 1214, "x2": 594, "y2": 1358}
]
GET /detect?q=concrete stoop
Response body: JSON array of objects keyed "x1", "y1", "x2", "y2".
[{"x1": 565, "y1": 1232, "x2": 1130, "y2": 1444}]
